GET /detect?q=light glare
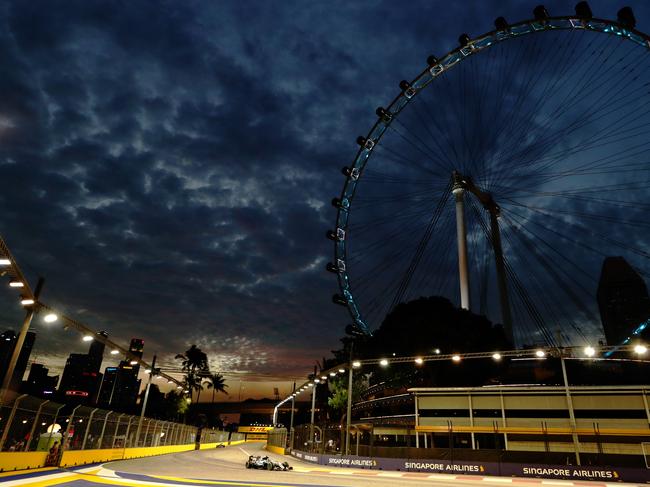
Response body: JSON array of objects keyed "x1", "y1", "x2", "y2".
[
  {"x1": 379, "y1": 359, "x2": 389, "y2": 366},
  {"x1": 43, "y1": 313, "x2": 58, "y2": 323},
  {"x1": 634, "y1": 344, "x2": 647, "y2": 355},
  {"x1": 452, "y1": 355, "x2": 461, "y2": 362},
  {"x1": 584, "y1": 346, "x2": 596, "y2": 357}
]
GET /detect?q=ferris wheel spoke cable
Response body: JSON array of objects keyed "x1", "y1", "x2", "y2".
[
  {"x1": 348, "y1": 216, "x2": 435, "y2": 261},
  {"x1": 503, "y1": 204, "x2": 611, "y2": 263},
  {"x1": 348, "y1": 206, "x2": 437, "y2": 237},
  {"x1": 508, "y1": 191, "x2": 650, "y2": 212},
  {"x1": 479, "y1": 31, "x2": 546, "y2": 175},
  {"x1": 406, "y1": 92, "x2": 462, "y2": 168},
  {"x1": 389, "y1": 119, "x2": 455, "y2": 174},
  {"x1": 499, "y1": 230, "x2": 557, "y2": 346},
  {"x1": 374, "y1": 139, "x2": 448, "y2": 177},
  {"x1": 503, "y1": 99, "x2": 650, "y2": 180},
  {"x1": 506, "y1": 203, "x2": 650, "y2": 261},
  {"x1": 469, "y1": 202, "x2": 554, "y2": 346},
  {"x1": 349, "y1": 204, "x2": 454, "y2": 282},
  {"x1": 408, "y1": 214, "x2": 457, "y2": 300},
  {"x1": 504, "y1": 92, "x2": 650, "y2": 179},
  {"x1": 502, "y1": 214, "x2": 594, "y2": 342},
  {"x1": 492, "y1": 179, "x2": 650, "y2": 198},
  {"x1": 490, "y1": 37, "x2": 638, "y2": 187},
  {"x1": 494, "y1": 93, "x2": 648, "y2": 190},
  {"x1": 388, "y1": 183, "x2": 452, "y2": 312},
  {"x1": 406, "y1": 92, "x2": 461, "y2": 169},
  {"x1": 499, "y1": 211, "x2": 596, "y2": 285},
  {"x1": 490, "y1": 30, "x2": 583, "y2": 165},
  {"x1": 506, "y1": 200, "x2": 650, "y2": 229}
]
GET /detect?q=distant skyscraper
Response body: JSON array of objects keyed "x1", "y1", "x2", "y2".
[
  {"x1": 58, "y1": 353, "x2": 102, "y2": 403},
  {"x1": 129, "y1": 338, "x2": 144, "y2": 359},
  {"x1": 597, "y1": 256, "x2": 650, "y2": 345},
  {"x1": 57, "y1": 332, "x2": 108, "y2": 404},
  {"x1": 97, "y1": 366, "x2": 118, "y2": 408},
  {"x1": 88, "y1": 331, "x2": 108, "y2": 371},
  {"x1": 0, "y1": 329, "x2": 36, "y2": 391},
  {"x1": 24, "y1": 363, "x2": 58, "y2": 397},
  {"x1": 109, "y1": 338, "x2": 145, "y2": 412}
]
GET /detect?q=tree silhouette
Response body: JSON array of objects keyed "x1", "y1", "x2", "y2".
[
  {"x1": 345, "y1": 296, "x2": 512, "y2": 388},
  {"x1": 204, "y1": 373, "x2": 229, "y2": 404},
  {"x1": 176, "y1": 345, "x2": 210, "y2": 402}
]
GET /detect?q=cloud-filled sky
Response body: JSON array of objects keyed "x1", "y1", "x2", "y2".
[{"x1": 1, "y1": 0, "x2": 649, "y2": 398}]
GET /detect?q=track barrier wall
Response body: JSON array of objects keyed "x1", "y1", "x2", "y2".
[
  {"x1": 265, "y1": 444, "x2": 285, "y2": 455},
  {"x1": 0, "y1": 392, "x2": 245, "y2": 472},
  {"x1": 289, "y1": 450, "x2": 650, "y2": 483},
  {"x1": 200, "y1": 440, "x2": 245, "y2": 450},
  {"x1": 0, "y1": 452, "x2": 48, "y2": 472}
]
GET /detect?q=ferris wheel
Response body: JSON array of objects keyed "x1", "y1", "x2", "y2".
[{"x1": 327, "y1": 3, "x2": 650, "y2": 348}]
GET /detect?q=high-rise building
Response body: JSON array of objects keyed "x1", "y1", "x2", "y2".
[
  {"x1": 0, "y1": 329, "x2": 36, "y2": 391},
  {"x1": 88, "y1": 331, "x2": 108, "y2": 371},
  {"x1": 597, "y1": 256, "x2": 650, "y2": 345},
  {"x1": 97, "y1": 366, "x2": 118, "y2": 408},
  {"x1": 58, "y1": 353, "x2": 103, "y2": 403},
  {"x1": 23, "y1": 363, "x2": 58, "y2": 397},
  {"x1": 108, "y1": 338, "x2": 145, "y2": 412},
  {"x1": 57, "y1": 333, "x2": 108, "y2": 404},
  {"x1": 129, "y1": 338, "x2": 144, "y2": 359}
]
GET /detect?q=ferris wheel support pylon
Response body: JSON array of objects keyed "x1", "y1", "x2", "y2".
[
  {"x1": 452, "y1": 172, "x2": 471, "y2": 311},
  {"x1": 490, "y1": 210, "x2": 513, "y2": 342},
  {"x1": 452, "y1": 171, "x2": 514, "y2": 341}
]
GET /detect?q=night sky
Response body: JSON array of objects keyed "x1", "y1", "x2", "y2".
[{"x1": 1, "y1": 1, "x2": 649, "y2": 400}]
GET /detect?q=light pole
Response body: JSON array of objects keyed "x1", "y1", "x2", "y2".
[
  {"x1": 559, "y1": 350, "x2": 581, "y2": 465},
  {"x1": 0, "y1": 278, "x2": 44, "y2": 406},
  {"x1": 289, "y1": 382, "x2": 295, "y2": 450},
  {"x1": 136, "y1": 354, "x2": 156, "y2": 446},
  {"x1": 345, "y1": 342, "x2": 354, "y2": 456},
  {"x1": 309, "y1": 374, "x2": 317, "y2": 452}
]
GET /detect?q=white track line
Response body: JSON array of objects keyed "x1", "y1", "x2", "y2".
[{"x1": 3, "y1": 472, "x2": 75, "y2": 487}]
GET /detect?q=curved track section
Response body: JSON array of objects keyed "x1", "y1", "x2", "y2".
[{"x1": 3, "y1": 442, "x2": 645, "y2": 486}]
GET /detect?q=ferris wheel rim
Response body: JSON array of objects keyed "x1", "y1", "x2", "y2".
[{"x1": 332, "y1": 13, "x2": 650, "y2": 335}]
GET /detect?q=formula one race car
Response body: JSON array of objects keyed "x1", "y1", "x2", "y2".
[{"x1": 245, "y1": 455, "x2": 292, "y2": 471}]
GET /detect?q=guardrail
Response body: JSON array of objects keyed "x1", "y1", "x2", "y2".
[{"x1": 0, "y1": 393, "x2": 243, "y2": 471}]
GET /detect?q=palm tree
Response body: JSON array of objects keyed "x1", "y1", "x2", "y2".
[
  {"x1": 176, "y1": 345, "x2": 210, "y2": 403},
  {"x1": 175, "y1": 345, "x2": 209, "y2": 375},
  {"x1": 204, "y1": 373, "x2": 228, "y2": 404}
]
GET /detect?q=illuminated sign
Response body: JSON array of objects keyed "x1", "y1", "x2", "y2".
[
  {"x1": 238, "y1": 426, "x2": 273, "y2": 433},
  {"x1": 65, "y1": 390, "x2": 89, "y2": 397}
]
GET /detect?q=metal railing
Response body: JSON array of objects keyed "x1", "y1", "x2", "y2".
[{"x1": 0, "y1": 394, "x2": 199, "y2": 453}]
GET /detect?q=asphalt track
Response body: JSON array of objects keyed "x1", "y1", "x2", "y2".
[{"x1": 2, "y1": 442, "x2": 646, "y2": 487}]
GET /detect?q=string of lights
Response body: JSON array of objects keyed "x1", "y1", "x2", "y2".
[{"x1": 0, "y1": 234, "x2": 185, "y2": 392}]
